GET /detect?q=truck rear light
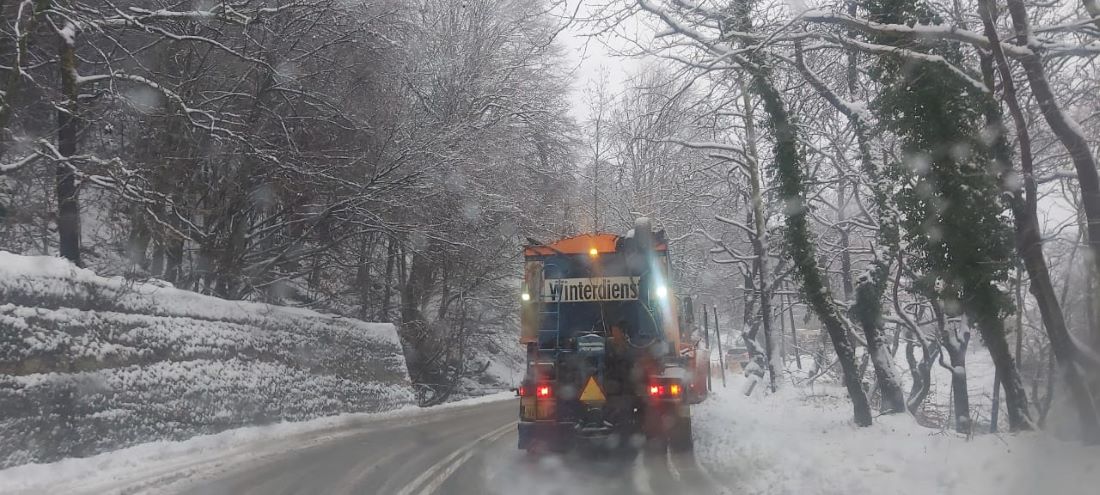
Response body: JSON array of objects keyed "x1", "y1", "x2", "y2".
[
  {"x1": 537, "y1": 385, "x2": 552, "y2": 398},
  {"x1": 648, "y1": 381, "x2": 682, "y2": 399},
  {"x1": 517, "y1": 385, "x2": 529, "y2": 397}
]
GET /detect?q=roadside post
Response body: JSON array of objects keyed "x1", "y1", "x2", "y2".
[
  {"x1": 703, "y1": 304, "x2": 712, "y2": 392},
  {"x1": 713, "y1": 307, "x2": 726, "y2": 387}
]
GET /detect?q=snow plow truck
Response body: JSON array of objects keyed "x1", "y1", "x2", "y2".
[{"x1": 516, "y1": 218, "x2": 708, "y2": 453}]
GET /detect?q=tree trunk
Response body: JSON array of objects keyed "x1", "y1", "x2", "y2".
[
  {"x1": 973, "y1": 308, "x2": 1032, "y2": 431},
  {"x1": 400, "y1": 240, "x2": 443, "y2": 393},
  {"x1": 126, "y1": 211, "x2": 151, "y2": 270},
  {"x1": 778, "y1": 284, "x2": 788, "y2": 364},
  {"x1": 739, "y1": 78, "x2": 779, "y2": 391},
  {"x1": 1015, "y1": 264, "x2": 1025, "y2": 374},
  {"x1": 901, "y1": 280, "x2": 938, "y2": 416},
  {"x1": 164, "y1": 238, "x2": 183, "y2": 284},
  {"x1": 746, "y1": 61, "x2": 871, "y2": 426},
  {"x1": 379, "y1": 237, "x2": 397, "y2": 321},
  {"x1": 57, "y1": 27, "x2": 81, "y2": 266},
  {"x1": 741, "y1": 242, "x2": 756, "y2": 334},
  {"x1": 741, "y1": 240, "x2": 768, "y2": 372},
  {"x1": 0, "y1": 0, "x2": 45, "y2": 152},
  {"x1": 150, "y1": 240, "x2": 165, "y2": 277},
  {"x1": 991, "y1": 371, "x2": 1002, "y2": 433},
  {"x1": 980, "y1": 0, "x2": 1099, "y2": 440},
  {"x1": 933, "y1": 300, "x2": 972, "y2": 434},
  {"x1": 905, "y1": 334, "x2": 937, "y2": 416},
  {"x1": 436, "y1": 266, "x2": 452, "y2": 321},
  {"x1": 1040, "y1": 351, "x2": 1057, "y2": 426},
  {"x1": 836, "y1": 176, "x2": 854, "y2": 301},
  {"x1": 1088, "y1": 266, "x2": 1098, "y2": 350},
  {"x1": 852, "y1": 267, "x2": 907, "y2": 414},
  {"x1": 787, "y1": 284, "x2": 801, "y2": 369},
  {"x1": 356, "y1": 233, "x2": 375, "y2": 320},
  {"x1": 949, "y1": 356, "x2": 972, "y2": 435}
]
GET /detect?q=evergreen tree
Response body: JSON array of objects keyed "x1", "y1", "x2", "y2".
[{"x1": 863, "y1": 0, "x2": 1032, "y2": 430}]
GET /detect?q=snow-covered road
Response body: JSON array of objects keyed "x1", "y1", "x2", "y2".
[
  {"x1": 173, "y1": 399, "x2": 720, "y2": 495},
  {"x1": 1, "y1": 395, "x2": 722, "y2": 495}
]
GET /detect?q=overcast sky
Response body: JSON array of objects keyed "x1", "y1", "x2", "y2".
[{"x1": 558, "y1": 1, "x2": 642, "y2": 123}]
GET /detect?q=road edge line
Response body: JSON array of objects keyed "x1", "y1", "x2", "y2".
[
  {"x1": 665, "y1": 448, "x2": 682, "y2": 482},
  {"x1": 395, "y1": 421, "x2": 516, "y2": 495}
]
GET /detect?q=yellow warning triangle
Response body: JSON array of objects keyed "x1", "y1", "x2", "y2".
[{"x1": 579, "y1": 376, "x2": 606, "y2": 403}]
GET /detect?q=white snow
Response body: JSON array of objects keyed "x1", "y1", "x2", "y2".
[
  {"x1": 694, "y1": 374, "x2": 1100, "y2": 495},
  {"x1": 0, "y1": 251, "x2": 399, "y2": 346},
  {"x1": 0, "y1": 392, "x2": 514, "y2": 495},
  {"x1": 0, "y1": 251, "x2": 416, "y2": 468},
  {"x1": 57, "y1": 22, "x2": 77, "y2": 46}
]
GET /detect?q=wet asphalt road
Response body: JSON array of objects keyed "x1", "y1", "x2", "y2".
[{"x1": 171, "y1": 399, "x2": 722, "y2": 495}]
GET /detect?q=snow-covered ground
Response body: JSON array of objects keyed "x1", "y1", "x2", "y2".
[
  {"x1": 0, "y1": 251, "x2": 416, "y2": 468},
  {"x1": 694, "y1": 373, "x2": 1100, "y2": 495},
  {"x1": 0, "y1": 392, "x2": 513, "y2": 494}
]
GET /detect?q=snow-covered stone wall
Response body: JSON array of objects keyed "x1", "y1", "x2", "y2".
[{"x1": 0, "y1": 252, "x2": 416, "y2": 468}]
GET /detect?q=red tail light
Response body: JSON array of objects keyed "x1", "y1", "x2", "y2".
[
  {"x1": 536, "y1": 385, "x2": 552, "y2": 398},
  {"x1": 648, "y1": 381, "x2": 682, "y2": 398},
  {"x1": 517, "y1": 386, "x2": 529, "y2": 397}
]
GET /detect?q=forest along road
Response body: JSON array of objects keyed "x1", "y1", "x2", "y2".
[{"x1": 163, "y1": 399, "x2": 720, "y2": 495}]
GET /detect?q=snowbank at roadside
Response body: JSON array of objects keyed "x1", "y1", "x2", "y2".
[
  {"x1": 0, "y1": 251, "x2": 416, "y2": 468},
  {"x1": 693, "y1": 376, "x2": 1100, "y2": 495},
  {"x1": 0, "y1": 391, "x2": 513, "y2": 494}
]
